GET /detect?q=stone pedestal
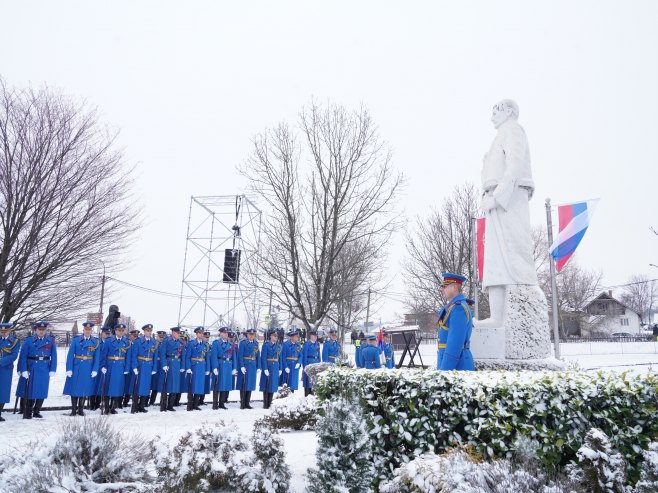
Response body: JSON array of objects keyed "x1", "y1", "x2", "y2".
[{"x1": 471, "y1": 284, "x2": 551, "y2": 360}]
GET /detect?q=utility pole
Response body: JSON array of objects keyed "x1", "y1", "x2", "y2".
[
  {"x1": 545, "y1": 199, "x2": 561, "y2": 359},
  {"x1": 99, "y1": 261, "x2": 106, "y2": 333},
  {"x1": 364, "y1": 288, "x2": 371, "y2": 334}
]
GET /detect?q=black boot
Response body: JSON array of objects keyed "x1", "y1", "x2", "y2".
[
  {"x1": 245, "y1": 391, "x2": 253, "y2": 409},
  {"x1": 23, "y1": 399, "x2": 34, "y2": 419},
  {"x1": 166, "y1": 394, "x2": 176, "y2": 412},
  {"x1": 138, "y1": 396, "x2": 148, "y2": 413},
  {"x1": 217, "y1": 391, "x2": 227, "y2": 410},
  {"x1": 193, "y1": 394, "x2": 202, "y2": 411},
  {"x1": 240, "y1": 391, "x2": 245, "y2": 409},
  {"x1": 110, "y1": 398, "x2": 119, "y2": 414},
  {"x1": 33, "y1": 399, "x2": 44, "y2": 418},
  {"x1": 121, "y1": 395, "x2": 129, "y2": 408},
  {"x1": 148, "y1": 390, "x2": 157, "y2": 407},
  {"x1": 70, "y1": 397, "x2": 78, "y2": 416},
  {"x1": 174, "y1": 393, "x2": 181, "y2": 406},
  {"x1": 199, "y1": 394, "x2": 206, "y2": 405},
  {"x1": 0, "y1": 403, "x2": 4, "y2": 421},
  {"x1": 212, "y1": 391, "x2": 219, "y2": 410},
  {"x1": 78, "y1": 398, "x2": 85, "y2": 416},
  {"x1": 103, "y1": 397, "x2": 110, "y2": 414}
]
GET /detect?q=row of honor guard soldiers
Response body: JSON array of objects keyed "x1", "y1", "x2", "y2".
[
  {"x1": 354, "y1": 332, "x2": 396, "y2": 369},
  {"x1": 0, "y1": 320, "x2": 345, "y2": 420}
]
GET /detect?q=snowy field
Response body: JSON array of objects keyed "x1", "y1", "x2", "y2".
[{"x1": 2, "y1": 342, "x2": 657, "y2": 491}]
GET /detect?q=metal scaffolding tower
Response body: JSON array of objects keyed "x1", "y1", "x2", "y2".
[{"x1": 177, "y1": 195, "x2": 262, "y2": 330}]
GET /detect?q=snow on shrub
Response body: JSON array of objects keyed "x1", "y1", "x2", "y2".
[
  {"x1": 274, "y1": 383, "x2": 293, "y2": 399},
  {"x1": 260, "y1": 393, "x2": 318, "y2": 431},
  {"x1": 306, "y1": 394, "x2": 375, "y2": 493},
  {"x1": 568, "y1": 428, "x2": 627, "y2": 493},
  {"x1": 252, "y1": 419, "x2": 291, "y2": 493},
  {"x1": 315, "y1": 368, "x2": 658, "y2": 486},
  {"x1": 0, "y1": 417, "x2": 157, "y2": 492},
  {"x1": 635, "y1": 442, "x2": 658, "y2": 493}
]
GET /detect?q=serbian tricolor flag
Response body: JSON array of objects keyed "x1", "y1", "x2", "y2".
[
  {"x1": 377, "y1": 326, "x2": 384, "y2": 351},
  {"x1": 549, "y1": 199, "x2": 599, "y2": 272},
  {"x1": 476, "y1": 217, "x2": 486, "y2": 280}
]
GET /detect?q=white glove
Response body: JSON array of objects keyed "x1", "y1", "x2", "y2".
[
  {"x1": 241, "y1": 367, "x2": 246, "y2": 374},
  {"x1": 66, "y1": 370, "x2": 73, "y2": 377},
  {"x1": 21, "y1": 371, "x2": 29, "y2": 378},
  {"x1": 187, "y1": 369, "x2": 192, "y2": 374},
  {"x1": 232, "y1": 369, "x2": 238, "y2": 376},
  {"x1": 205, "y1": 371, "x2": 210, "y2": 376},
  {"x1": 133, "y1": 368, "x2": 138, "y2": 375},
  {"x1": 162, "y1": 366, "x2": 169, "y2": 372},
  {"x1": 151, "y1": 370, "x2": 156, "y2": 375},
  {"x1": 180, "y1": 368, "x2": 185, "y2": 373},
  {"x1": 101, "y1": 367, "x2": 107, "y2": 374},
  {"x1": 91, "y1": 371, "x2": 97, "y2": 378},
  {"x1": 124, "y1": 371, "x2": 128, "y2": 374},
  {"x1": 264, "y1": 369, "x2": 270, "y2": 377},
  {"x1": 213, "y1": 368, "x2": 218, "y2": 375},
  {"x1": 49, "y1": 371, "x2": 55, "y2": 377},
  {"x1": 285, "y1": 367, "x2": 290, "y2": 374},
  {"x1": 278, "y1": 370, "x2": 283, "y2": 376},
  {"x1": 295, "y1": 363, "x2": 300, "y2": 369}
]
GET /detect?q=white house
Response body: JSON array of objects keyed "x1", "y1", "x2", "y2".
[{"x1": 583, "y1": 291, "x2": 641, "y2": 335}]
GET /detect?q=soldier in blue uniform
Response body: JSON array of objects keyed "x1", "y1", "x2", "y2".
[
  {"x1": 122, "y1": 328, "x2": 140, "y2": 408},
  {"x1": 281, "y1": 330, "x2": 302, "y2": 392},
  {"x1": 159, "y1": 326, "x2": 184, "y2": 412},
  {"x1": 228, "y1": 331, "x2": 239, "y2": 391},
  {"x1": 175, "y1": 330, "x2": 189, "y2": 407},
  {"x1": 63, "y1": 321, "x2": 100, "y2": 416},
  {"x1": 148, "y1": 330, "x2": 167, "y2": 407},
  {"x1": 259, "y1": 330, "x2": 282, "y2": 409},
  {"x1": 382, "y1": 332, "x2": 395, "y2": 368},
  {"x1": 362, "y1": 335, "x2": 382, "y2": 369},
  {"x1": 186, "y1": 326, "x2": 211, "y2": 411},
  {"x1": 90, "y1": 326, "x2": 111, "y2": 411},
  {"x1": 437, "y1": 273, "x2": 475, "y2": 371},
  {"x1": 0, "y1": 323, "x2": 20, "y2": 421},
  {"x1": 17, "y1": 321, "x2": 57, "y2": 419},
  {"x1": 130, "y1": 324, "x2": 158, "y2": 413},
  {"x1": 211, "y1": 327, "x2": 236, "y2": 410},
  {"x1": 99, "y1": 324, "x2": 130, "y2": 414},
  {"x1": 200, "y1": 330, "x2": 212, "y2": 405},
  {"x1": 322, "y1": 328, "x2": 341, "y2": 364},
  {"x1": 300, "y1": 329, "x2": 321, "y2": 396},
  {"x1": 237, "y1": 328, "x2": 259, "y2": 409}
]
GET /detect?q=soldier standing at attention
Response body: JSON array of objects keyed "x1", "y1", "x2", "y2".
[
  {"x1": 259, "y1": 330, "x2": 282, "y2": 409},
  {"x1": 131, "y1": 324, "x2": 158, "y2": 413},
  {"x1": 322, "y1": 328, "x2": 340, "y2": 364},
  {"x1": 281, "y1": 330, "x2": 302, "y2": 392},
  {"x1": 237, "y1": 328, "x2": 259, "y2": 409},
  {"x1": 159, "y1": 326, "x2": 184, "y2": 412},
  {"x1": 148, "y1": 330, "x2": 167, "y2": 407},
  {"x1": 228, "y1": 331, "x2": 239, "y2": 392},
  {"x1": 186, "y1": 326, "x2": 210, "y2": 411},
  {"x1": 122, "y1": 328, "x2": 140, "y2": 408},
  {"x1": 437, "y1": 273, "x2": 475, "y2": 371},
  {"x1": 90, "y1": 326, "x2": 111, "y2": 410},
  {"x1": 0, "y1": 323, "x2": 20, "y2": 421},
  {"x1": 100, "y1": 323, "x2": 130, "y2": 414},
  {"x1": 300, "y1": 329, "x2": 321, "y2": 396},
  {"x1": 362, "y1": 335, "x2": 382, "y2": 369},
  {"x1": 17, "y1": 321, "x2": 57, "y2": 419},
  {"x1": 381, "y1": 332, "x2": 395, "y2": 368},
  {"x1": 211, "y1": 327, "x2": 235, "y2": 410},
  {"x1": 63, "y1": 321, "x2": 100, "y2": 416}
]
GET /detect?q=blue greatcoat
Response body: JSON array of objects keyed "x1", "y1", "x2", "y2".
[
  {"x1": 382, "y1": 342, "x2": 395, "y2": 369},
  {"x1": 354, "y1": 342, "x2": 363, "y2": 368},
  {"x1": 131, "y1": 336, "x2": 158, "y2": 397},
  {"x1": 437, "y1": 293, "x2": 475, "y2": 371},
  {"x1": 63, "y1": 335, "x2": 101, "y2": 397},
  {"x1": 185, "y1": 338, "x2": 210, "y2": 394},
  {"x1": 280, "y1": 340, "x2": 302, "y2": 390},
  {"x1": 0, "y1": 333, "x2": 20, "y2": 403},
  {"x1": 124, "y1": 340, "x2": 136, "y2": 395},
  {"x1": 362, "y1": 345, "x2": 382, "y2": 369},
  {"x1": 94, "y1": 337, "x2": 108, "y2": 397},
  {"x1": 211, "y1": 338, "x2": 235, "y2": 392},
  {"x1": 236, "y1": 338, "x2": 259, "y2": 391},
  {"x1": 180, "y1": 339, "x2": 189, "y2": 393},
  {"x1": 322, "y1": 339, "x2": 340, "y2": 364},
  {"x1": 151, "y1": 339, "x2": 165, "y2": 392},
  {"x1": 300, "y1": 340, "x2": 321, "y2": 389},
  {"x1": 159, "y1": 336, "x2": 184, "y2": 393},
  {"x1": 259, "y1": 341, "x2": 282, "y2": 393},
  {"x1": 100, "y1": 335, "x2": 131, "y2": 397},
  {"x1": 17, "y1": 334, "x2": 57, "y2": 399}
]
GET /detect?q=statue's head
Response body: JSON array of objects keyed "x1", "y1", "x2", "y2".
[{"x1": 491, "y1": 99, "x2": 519, "y2": 128}]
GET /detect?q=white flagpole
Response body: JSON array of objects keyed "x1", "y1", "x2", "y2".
[
  {"x1": 471, "y1": 217, "x2": 479, "y2": 319},
  {"x1": 545, "y1": 198, "x2": 561, "y2": 359}
]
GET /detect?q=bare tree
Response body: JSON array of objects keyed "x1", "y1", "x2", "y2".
[
  {"x1": 0, "y1": 79, "x2": 140, "y2": 330},
  {"x1": 239, "y1": 101, "x2": 403, "y2": 331},
  {"x1": 402, "y1": 183, "x2": 484, "y2": 314},
  {"x1": 620, "y1": 275, "x2": 657, "y2": 324}
]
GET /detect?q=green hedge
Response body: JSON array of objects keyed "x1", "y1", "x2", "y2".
[{"x1": 315, "y1": 368, "x2": 658, "y2": 484}]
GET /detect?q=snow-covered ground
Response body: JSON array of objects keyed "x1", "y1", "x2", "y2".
[{"x1": 3, "y1": 342, "x2": 657, "y2": 491}]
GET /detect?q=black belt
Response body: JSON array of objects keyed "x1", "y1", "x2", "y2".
[
  {"x1": 167, "y1": 355, "x2": 181, "y2": 359},
  {"x1": 307, "y1": 356, "x2": 319, "y2": 359},
  {"x1": 28, "y1": 356, "x2": 51, "y2": 361},
  {"x1": 219, "y1": 357, "x2": 231, "y2": 361}
]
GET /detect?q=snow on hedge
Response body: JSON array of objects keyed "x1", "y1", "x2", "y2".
[{"x1": 314, "y1": 368, "x2": 658, "y2": 486}]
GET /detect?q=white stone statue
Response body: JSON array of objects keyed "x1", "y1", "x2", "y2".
[{"x1": 473, "y1": 100, "x2": 551, "y2": 360}]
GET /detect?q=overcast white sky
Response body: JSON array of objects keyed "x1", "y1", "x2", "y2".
[{"x1": 2, "y1": 1, "x2": 657, "y2": 329}]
